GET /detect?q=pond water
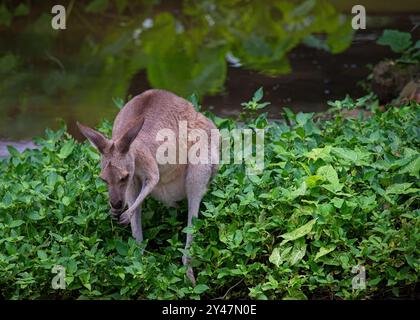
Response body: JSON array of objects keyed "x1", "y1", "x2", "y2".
[{"x1": 0, "y1": 0, "x2": 419, "y2": 148}]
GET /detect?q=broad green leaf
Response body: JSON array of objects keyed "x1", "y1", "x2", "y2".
[
  {"x1": 399, "y1": 156, "x2": 420, "y2": 178},
  {"x1": 305, "y1": 175, "x2": 324, "y2": 188},
  {"x1": 289, "y1": 181, "x2": 307, "y2": 200},
  {"x1": 37, "y1": 250, "x2": 47, "y2": 260},
  {"x1": 317, "y1": 165, "x2": 342, "y2": 192},
  {"x1": 304, "y1": 145, "x2": 332, "y2": 161},
  {"x1": 327, "y1": 17, "x2": 354, "y2": 53},
  {"x1": 234, "y1": 230, "x2": 243, "y2": 246},
  {"x1": 331, "y1": 197, "x2": 344, "y2": 209},
  {"x1": 386, "y1": 183, "x2": 418, "y2": 195},
  {"x1": 58, "y1": 141, "x2": 75, "y2": 159},
  {"x1": 114, "y1": 240, "x2": 128, "y2": 256},
  {"x1": 332, "y1": 147, "x2": 370, "y2": 165},
  {"x1": 314, "y1": 245, "x2": 336, "y2": 261},
  {"x1": 10, "y1": 220, "x2": 25, "y2": 228},
  {"x1": 283, "y1": 289, "x2": 308, "y2": 300},
  {"x1": 194, "y1": 284, "x2": 209, "y2": 294},
  {"x1": 6, "y1": 145, "x2": 20, "y2": 158},
  {"x1": 377, "y1": 29, "x2": 412, "y2": 53},
  {"x1": 253, "y1": 87, "x2": 263, "y2": 102},
  {"x1": 182, "y1": 226, "x2": 194, "y2": 234},
  {"x1": 296, "y1": 112, "x2": 314, "y2": 126},
  {"x1": 112, "y1": 97, "x2": 125, "y2": 110},
  {"x1": 62, "y1": 196, "x2": 71, "y2": 206},
  {"x1": 211, "y1": 190, "x2": 225, "y2": 198},
  {"x1": 280, "y1": 219, "x2": 316, "y2": 244},
  {"x1": 27, "y1": 212, "x2": 44, "y2": 221},
  {"x1": 46, "y1": 172, "x2": 58, "y2": 187},
  {"x1": 289, "y1": 242, "x2": 307, "y2": 265},
  {"x1": 269, "y1": 246, "x2": 292, "y2": 267}
]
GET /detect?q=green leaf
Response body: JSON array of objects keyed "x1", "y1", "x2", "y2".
[
  {"x1": 187, "y1": 93, "x2": 201, "y2": 112},
  {"x1": 114, "y1": 240, "x2": 128, "y2": 256},
  {"x1": 194, "y1": 284, "x2": 209, "y2": 294},
  {"x1": 327, "y1": 18, "x2": 354, "y2": 54},
  {"x1": 317, "y1": 165, "x2": 342, "y2": 192},
  {"x1": 6, "y1": 145, "x2": 20, "y2": 158},
  {"x1": 289, "y1": 181, "x2": 307, "y2": 200},
  {"x1": 58, "y1": 141, "x2": 75, "y2": 159},
  {"x1": 314, "y1": 245, "x2": 336, "y2": 261},
  {"x1": 283, "y1": 289, "x2": 308, "y2": 300},
  {"x1": 79, "y1": 273, "x2": 92, "y2": 290},
  {"x1": 288, "y1": 241, "x2": 307, "y2": 265},
  {"x1": 377, "y1": 30, "x2": 412, "y2": 53},
  {"x1": 305, "y1": 175, "x2": 324, "y2": 188},
  {"x1": 368, "y1": 277, "x2": 382, "y2": 286},
  {"x1": 304, "y1": 145, "x2": 332, "y2": 161},
  {"x1": 62, "y1": 196, "x2": 71, "y2": 206},
  {"x1": 233, "y1": 230, "x2": 243, "y2": 246},
  {"x1": 182, "y1": 226, "x2": 194, "y2": 234},
  {"x1": 332, "y1": 147, "x2": 370, "y2": 165},
  {"x1": 10, "y1": 220, "x2": 25, "y2": 228},
  {"x1": 37, "y1": 250, "x2": 48, "y2": 260},
  {"x1": 253, "y1": 87, "x2": 263, "y2": 102},
  {"x1": 386, "y1": 183, "x2": 418, "y2": 195},
  {"x1": 269, "y1": 246, "x2": 292, "y2": 267},
  {"x1": 296, "y1": 112, "x2": 314, "y2": 126},
  {"x1": 399, "y1": 156, "x2": 420, "y2": 178},
  {"x1": 211, "y1": 190, "x2": 225, "y2": 198},
  {"x1": 27, "y1": 212, "x2": 44, "y2": 221},
  {"x1": 280, "y1": 219, "x2": 316, "y2": 244},
  {"x1": 331, "y1": 198, "x2": 344, "y2": 209},
  {"x1": 112, "y1": 97, "x2": 125, "y2": 110},
  {"x1": 46, "y1": 172, "x2": 58, "y2": 187}
]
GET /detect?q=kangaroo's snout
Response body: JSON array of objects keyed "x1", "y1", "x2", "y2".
[
  {"x1": 110, "y1": 200, "x2": 123, "y2": 210},
  {"x1": 109, "y1": 200, "x2": 127, "y2": 218}
]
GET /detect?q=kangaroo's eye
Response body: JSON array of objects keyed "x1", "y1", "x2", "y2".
[{"x1": 120, "y1": 174, "x2": 129, "y2": 182}]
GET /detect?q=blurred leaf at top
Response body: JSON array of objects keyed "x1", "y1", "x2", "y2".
[{"x1": 0, "y1": 0, "x2": 353, "y2": 117}]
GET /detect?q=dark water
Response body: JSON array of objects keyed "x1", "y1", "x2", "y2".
[{"x1": 0, "y1": 1, "x2": 419, "y2": 152}]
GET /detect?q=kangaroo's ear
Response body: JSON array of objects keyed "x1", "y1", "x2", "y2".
[
  {"x1": 116, "y1": 118, "x2": 145, "y2": 154},
  {"x1": 76, "y1": 122, "x2": 110, "y2": 154}
]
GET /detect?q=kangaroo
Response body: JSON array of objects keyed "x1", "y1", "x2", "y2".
[{"x1": 77, "y1": 89, "x2": 219, "y2": 284}]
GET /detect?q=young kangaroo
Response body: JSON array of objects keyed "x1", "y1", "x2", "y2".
[{"x1": 77, "y1": 89, "x2": 219, "y2": 284}]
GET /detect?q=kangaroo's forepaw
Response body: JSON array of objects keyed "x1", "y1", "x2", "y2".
[{"x1": 119, "y1": 210, "x2": 132, "y2": 226}]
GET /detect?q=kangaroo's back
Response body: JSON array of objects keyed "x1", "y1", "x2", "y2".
[{"x1": 112, "y1": 89, "x2": 197, "y2": 141}]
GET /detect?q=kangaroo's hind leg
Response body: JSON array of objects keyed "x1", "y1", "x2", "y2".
[{"x1": 183, "y1": 163, "x2": 214, "y2": 285}]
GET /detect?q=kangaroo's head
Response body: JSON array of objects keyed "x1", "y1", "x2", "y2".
[{"x1": 76, "y1": 120, "x2": 144, "y2": 216}]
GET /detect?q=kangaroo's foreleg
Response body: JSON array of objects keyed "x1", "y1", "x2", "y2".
[
  {"x1": 126, "y1": 179, "x2": 143, "y2": 243},
  {"x1": 119, "y1": 173, "x2": 158, "y2": 226}
]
